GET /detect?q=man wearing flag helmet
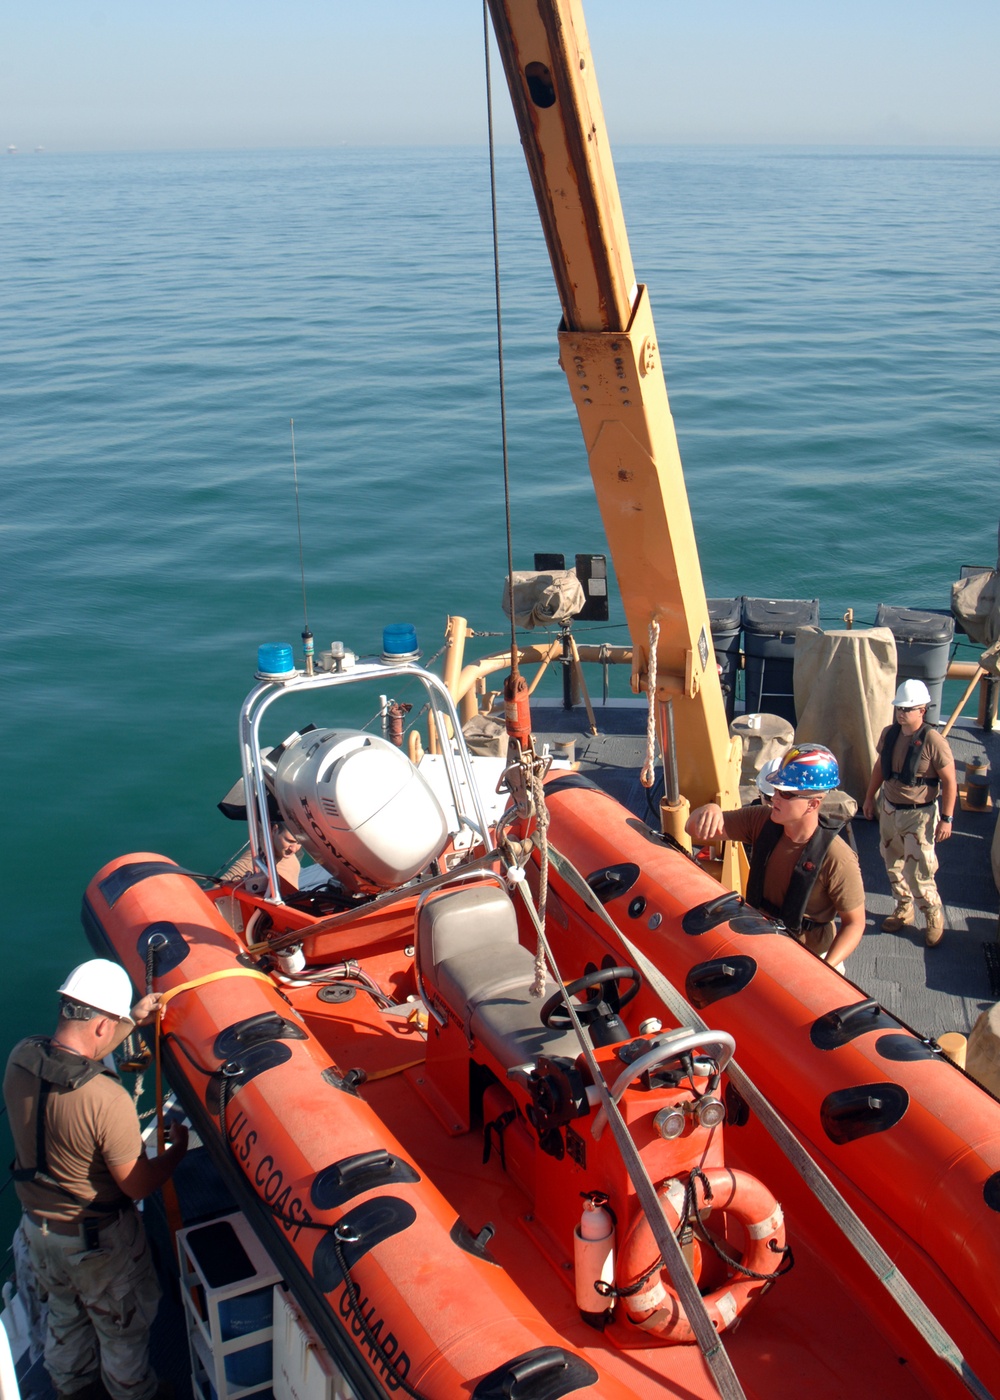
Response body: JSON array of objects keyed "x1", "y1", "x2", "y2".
[
  {"x1": 862, "y1": 678, "x2": 957, "y2": 947},
  {"x1": 687, "y1": 743, "x2": 866, "y2": 969}
]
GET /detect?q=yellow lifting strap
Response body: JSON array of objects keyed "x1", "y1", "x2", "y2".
[
  {"x1": 151, "y1": 964, "x2": 274, "y2": 1239},
  {"x1": 153, "y1": 965, "x2": 273, "y2": 1147},
  {"x1": 156, "y1": 965, "x2": 273, "y2": 1021}
]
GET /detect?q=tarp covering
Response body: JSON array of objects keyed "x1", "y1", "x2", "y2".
[
  {"x1": 793, "y1": 626, "x2": 897, "y2": 804},
  {"x1": 951, "y1": 526, "x2": 1000, "y2": 648},
  {"x1": 729, "y1": 712, "x2": 794, "y2": 789},
  {"x1": 462, "y1": 711, "x2": 509, "y2": 759},
  {"x1": 503, "y1": 570, "x2": 585, "y2": 629},
  {"x1": 951, "y1": 569, "x2": 1000, "y2": 648}
]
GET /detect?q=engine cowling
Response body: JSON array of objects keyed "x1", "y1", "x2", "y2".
[{"x1": 272, "y1": 728, "x2": 449, "y2": 893}]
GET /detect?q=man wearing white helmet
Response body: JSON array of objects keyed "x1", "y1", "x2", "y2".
[
  {"x1": 862, "y1": 678, "x2": 957, "y2": 947},
  {"x1": 687, "y1": 744, "x2": 866, "y2": 969},
  {"x1": 3, "y1": 959, "x2": 188, "y2": 1400}
]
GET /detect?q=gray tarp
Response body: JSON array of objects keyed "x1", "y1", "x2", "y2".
[
  {"x1": 793, "y1": 625, "x2": 898, "y2": 804},
  {"x1": 951, "y1": 524, "x2": 1000, "y2": 647},
  {"x1": 730, "y1": 712, "x2": 794, "y2": 788},
  {"x1": 502, "y1": 570, "x2": 585, "y2": 629},
  {"x1": 951, "y1": 569, "x2": 1000, "y2": 648}
]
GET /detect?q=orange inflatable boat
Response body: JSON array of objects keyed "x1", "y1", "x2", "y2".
[
  {"x1": 79, "y1": 673, "x2": 1000, "y2": 1400},
  {"x1": 73, "y1": 650, "x2": 1000, "y2": 1400}
]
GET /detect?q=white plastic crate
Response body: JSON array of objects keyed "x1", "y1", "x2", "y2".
[{"x1": 177, "y1": 1211, "x2": 282, "y2": 1400}]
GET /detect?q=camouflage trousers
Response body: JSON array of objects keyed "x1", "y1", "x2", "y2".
[
  {"x1": 878, "y1": 798, "x2": 942, "y2": 914},
  {"x1": 24, "y1": 1206, "x2": 161, "y2": 1400}
]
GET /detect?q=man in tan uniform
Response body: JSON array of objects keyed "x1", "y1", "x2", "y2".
[
  {"x1": 4, "y1": 959, "x2": 188, "y2": 1400},
  {"x1": 863, "y1": 678, "x2": 957, "y2": 947},
  {"x1": 687, "y1": 744, "x2": 866, "y2": 970},
  {"x1": 222, "y1": 820, "x2": 302, "y2": 888}
]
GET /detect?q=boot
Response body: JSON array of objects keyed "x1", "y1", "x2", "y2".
[
  {"x1": 55, "y1": 1383, "x2": 101, "y2": 1400},
  {"x1": 882, "y1": 902, "x2": 914, "y2": 933},
  {"x1": 924, "y1": 908, "x2": 945, "y2": 947}
]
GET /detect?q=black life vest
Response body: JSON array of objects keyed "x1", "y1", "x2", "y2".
[
  {"x1": 881, "y1": 722, "x2": 939, "y2": 789},
  {"x1": 8, "y1": 1037, "x2": 129, "y2": 1210},
  {"x1": 745, "y1": 818, "x2": 841, "y2": 933}
]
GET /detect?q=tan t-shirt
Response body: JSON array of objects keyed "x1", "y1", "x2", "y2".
[
  {"x1": 223, "y1": 849, "x2": 301, "y2": 888},
  {"x1": 4, "y1": 1045, "x2": 142, "y2": 1221},
  {"x1": 722, "y1": 804, "x2": 864, "y2": 926},
  {"x1": 878, "y1": 724, "x2": 954, "y2": 806}
]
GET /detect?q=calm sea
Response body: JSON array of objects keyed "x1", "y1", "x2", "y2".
[{"x1": 2, "y1": 144, "x2": 998, "y2": 1230}]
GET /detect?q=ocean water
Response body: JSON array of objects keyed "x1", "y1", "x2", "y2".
[{"x1": 2, "y1": 144, "x2": 998, "y2": 1233}]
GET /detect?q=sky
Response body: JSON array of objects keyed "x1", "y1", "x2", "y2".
[{"x1": 2, "y1": 0, "x2": 999, "y2": 153}]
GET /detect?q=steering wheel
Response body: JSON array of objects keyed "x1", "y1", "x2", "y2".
[{"x1": 540, "y1": 966, "x2": 640, "y2": 1030}]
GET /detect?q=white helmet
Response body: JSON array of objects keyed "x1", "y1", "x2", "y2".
[
  {"x1": 57, "y1": 959, "x2": 134, "y2": 1022},
  {"x1": 893, "y1": 678, "x2": 931, "y2": 708},
  {"x1": 756, "y1": 756, "x2": 783, "y2": 797}
]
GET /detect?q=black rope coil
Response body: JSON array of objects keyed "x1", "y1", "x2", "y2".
[
  {"x1": 682, "y1": 1167, "x2": 794, "y2": 1284},
  {"x1": 596, "y1": 1167, "x2": 794, "y2": 1300},
  {"x1": 209, "y1": 1053, "x2": 430, "y2": 1399}
]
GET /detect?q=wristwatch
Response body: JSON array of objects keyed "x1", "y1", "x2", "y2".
[{"x1": 940, "y1": 813, "x2": 953, "y2": 822}]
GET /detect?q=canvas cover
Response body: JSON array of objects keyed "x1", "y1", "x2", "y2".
[
  {"x1": 462, "y1": 711, "x2": 509, "y2": 759},
  {"x1": 951, "y1": 525, "x2": 1000, "y2": 648},
  {"x1": 502, "y1": 570, "x2": 585, "y2": 629},
  {"x1": 729, "y1": 712, "x2": 794, "y2": 788},
  {"x1": 952, "y1": 569, "x2": 1000, "y2": 648},
  {"x1": 793, "y1": 626, "x2": 897, "y2": 804}
]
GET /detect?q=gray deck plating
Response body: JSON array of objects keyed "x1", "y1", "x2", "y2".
[{"x1": 531, "y1": 699, "x2": 1000, "y2": 1040}]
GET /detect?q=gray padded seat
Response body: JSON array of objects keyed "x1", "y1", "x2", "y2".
[{"x1": 418, "y1": 883, "x2": 582, "y2": 1069}]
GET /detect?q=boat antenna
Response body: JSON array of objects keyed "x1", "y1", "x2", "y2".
[
  {"x1": 483, "y1": 2, "x2": 530, "y2": 748},
  {"x1": 290, "y1": 417, "x2": 314, "y2": 675}
]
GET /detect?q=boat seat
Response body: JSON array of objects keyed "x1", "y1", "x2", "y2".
[{"x1": 418, "y1": 883, "x2": 581, "y2": 1070}]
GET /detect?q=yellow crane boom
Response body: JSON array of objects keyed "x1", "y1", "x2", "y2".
[{"x1": 487, "y1": 0, "x2": 742, "y2": 828}]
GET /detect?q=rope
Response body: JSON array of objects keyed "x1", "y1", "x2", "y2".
[
  {"x1": 544, "y1": 840, "x2": 995, "y2": 1400},
  {"x1": 510, "y1": 873, "x2": 747, "y2": 1400},
  {"x1": 529, "y1": 769, "x2": 550, "y2": 997},
  {"x1": 596, "y1": 1166, "x2": 793, "y2": 1306},
  {"x1": 482, "y1": 0, "x2": 518, "y2": 675},
  {"x1": 640, "y1": 616, "x2": 660, "y2": 788},
  {"x1": 681, "y1": 1168, "x2": 793, "y2": 1284},
  {"x1": 206, "y1": 1045, "x2": 432, "y2": 1399},
  {"x1": 330, "y1": 1232, "x2": 429, "y2": 1400}
]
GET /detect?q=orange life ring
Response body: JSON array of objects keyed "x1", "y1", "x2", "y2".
[{"x1": 617, "y1": 1168, "x2": 785, "y2": 1344}]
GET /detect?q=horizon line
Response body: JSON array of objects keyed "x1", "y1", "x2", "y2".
[{"x1": 5, "y1": 139, "x2": 1000, "y2": 159}]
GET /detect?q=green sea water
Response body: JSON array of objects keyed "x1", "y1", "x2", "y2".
[{"x1": 2, "y1": 144, "x2": 998, "y2": 1240}]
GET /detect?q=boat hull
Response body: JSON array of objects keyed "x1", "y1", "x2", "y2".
[
  {"x1": 81, "y1": 830, "x2": 1000, "y2": 1399},
  {"x1": 82, "y1": 855, "x2": 641, "y2": 1400},
  {"x1": 540, "y1": 776, "x2": 1000, "y2": 1383}
]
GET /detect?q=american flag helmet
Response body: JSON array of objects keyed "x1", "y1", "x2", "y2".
[{"x1": 770, "y1": 743, "x2": 839, "y2": 793}]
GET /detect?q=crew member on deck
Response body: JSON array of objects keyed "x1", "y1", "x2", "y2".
[
  {"x1": 862, "y1": 678, "x2": 957, "y2": 947},
  {"x1": 222, "y1": 820, "x2": 302, "y2": 889},
  {"x1": 686, "y1": 744, "x2": 866, "y2": 971},
  {"x1": 3, "y1": 959, "x2": 188, "y2": 1400}
]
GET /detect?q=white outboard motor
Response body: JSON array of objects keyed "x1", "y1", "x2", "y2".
[{"x1": 272, "y1": 728, "x2": 449, "y2": 894}]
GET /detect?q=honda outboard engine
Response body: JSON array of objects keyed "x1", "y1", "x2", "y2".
[{"x1": 272, "y1": 728, "x2": 449, "y2": 894}]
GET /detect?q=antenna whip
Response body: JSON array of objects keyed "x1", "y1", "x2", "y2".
[{"x1": 290, "y1": 418, "x2": 314, "y2": 675}]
